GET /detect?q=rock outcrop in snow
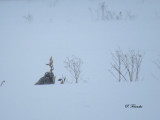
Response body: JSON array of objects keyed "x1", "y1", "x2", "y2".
[
  {"x1": 35, "y1": 56, "x2": 56, "y2": 85},
  {"x1": 35, "y1": 72, "x2": 55, "y2": 85}
]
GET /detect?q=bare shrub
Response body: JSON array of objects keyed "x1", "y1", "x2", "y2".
[
  {"x1": 100, "y1": 2, "x2": 118, "y2": 21},
  {"x1": 64, "y1": 56, "x2": 83, "y2": 83},
  {"x1": 23, "y1": 12, "x2": 33, "y2": 23},
  {"x1": 109, "y1": 50, "x2": 126, "y2": 82},
  {"x1": 109, "y1": 49, "x2": 143, "y2": 82},
  {"x1": 89, "y1": 2, "x2": 135, "y2": 21}
]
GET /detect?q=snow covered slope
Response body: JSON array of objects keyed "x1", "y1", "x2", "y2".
[{"x1": 0, "y1": 0, "x2": 160, "y2": 120}]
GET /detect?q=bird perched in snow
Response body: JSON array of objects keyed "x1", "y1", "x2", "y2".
[
  {"x1": 58, "y1": 76, "x2": 66, "y2": 84},
  {"x1": 46, "y1": 56, "x2": 54, "y2": 72}
]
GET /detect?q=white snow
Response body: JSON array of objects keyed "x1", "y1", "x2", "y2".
[{"x1": 0, "y1": 0, "x2": 160, "y2": 120}]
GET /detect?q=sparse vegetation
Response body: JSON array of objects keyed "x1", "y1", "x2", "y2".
[
  {"x1": 23, "y1": 12, "x2": 33, "y2": 23},
  {"x1": 89, "y1": 2, "x2": 135, "y2": 21},
  {"x1": 64, "y1": 56, "x2": 83, "y2": 83},
  {"x1": 109, "y1": 49, "x2": 143, "y2": 82}
]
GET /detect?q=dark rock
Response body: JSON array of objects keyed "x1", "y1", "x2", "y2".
[{"x1": 35, "y1": 72, "x2": 55, "y2": 85}]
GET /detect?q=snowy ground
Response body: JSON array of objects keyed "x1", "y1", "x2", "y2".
[{"x1": 0, "y1": 0, "x2": 160, "y2": 120}]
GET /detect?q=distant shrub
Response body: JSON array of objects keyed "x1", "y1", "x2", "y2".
[
  {"x1": 64, "y1": 56, "x2": 83, "y2": 83},
  {"x1": 23, "y1": 12, "x2": 33, "y2": 23},
  {"x1": 89, "y1": 2, "x2": 136, "y2": 21},
  {"x1": 109, "y1": 49, "x2": 143, "y2": 82}
]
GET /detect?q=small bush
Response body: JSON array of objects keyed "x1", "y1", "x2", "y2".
[
  {"x1": 64, "y1": 56, "x2": 83, "y2": 83},
  {"x1": 109, "y1": 49, "x2": 143, "y2": 82}
]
